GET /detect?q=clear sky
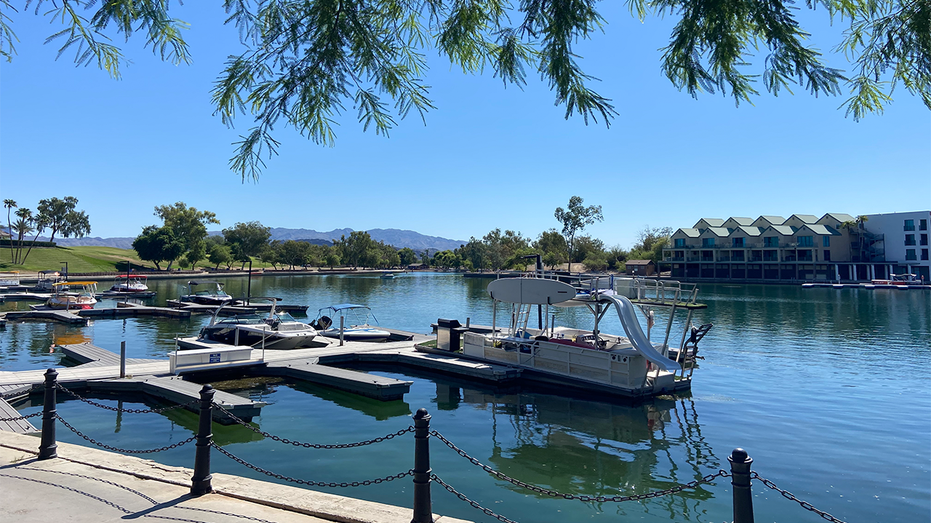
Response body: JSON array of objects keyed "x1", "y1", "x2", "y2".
[{"x1": 1, "y1": 4, "x2": 928, "y2": 249}]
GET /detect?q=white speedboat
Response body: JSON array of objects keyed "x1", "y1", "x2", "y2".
[
  {"x1": 312, "y1": 304, "x2": 390, "y2": 342},
  {"x1": 100, "y1": 274, "x2": 156, "y2": 298},
  {"x1": 455, "y1": 275, "x2": 710, "y2": 399},
  {"x1": 192, "y1": 298, "x2": 318, "y2": 349},
  {"x1": 178, "y1": 280, "x2": 233, "y2": 306},
  {"x1": 46, "y1": 281, "x2": 97, "y2": 310}
]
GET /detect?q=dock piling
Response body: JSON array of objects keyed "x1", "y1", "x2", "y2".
[
  {"x1": 120, "y1": 341, "x2": 126, "y2": 379},
  {"x1": 411, "y1": 408, "x2": 432, "y2": 523},
  {"x1": 191, "y1": 384, "x2": 215, "y2": 496},
  {"x1": 729, "y1": 448, "x2": 754, "y2": 523},
  {"x1": 38, "y1": 368, "x2": 58, "y2": 460}
]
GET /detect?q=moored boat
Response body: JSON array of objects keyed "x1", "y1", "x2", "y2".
[
  {"x1": 178, "y1": 280, "x2": 233, "y2": 306},
  {"x1": 446, "y1": 274, "x2": 710, "y2": 399},
  {"x1": 312, "y1": 304, "x2": 391, "y2": 342},
  {"x1": 46, "y1": 281, "x2": 98, "y2": 310},
  {"x1": 184, "y1": 298, "x2": 319, "y2": 349}
]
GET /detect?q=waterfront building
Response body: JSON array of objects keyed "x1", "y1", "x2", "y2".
[{"x1": 663, "y1": 211, "x2": 931, "y2": 282}]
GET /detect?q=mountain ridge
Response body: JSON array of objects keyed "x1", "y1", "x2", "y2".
[{"x1": 36, "y1": 228, "x2": 467, "y2": 251}]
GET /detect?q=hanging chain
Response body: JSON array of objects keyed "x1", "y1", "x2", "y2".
[
  {"x1": 56, "y1": 383, "x2": 199, "y2": 414},
  {"x1": 212, "y1": 401, "x2": 415, "y2": 448},
  {"x1": 56, "y1": 414, "x2": 197, "y2": 454},
  {"x1": 211, "y1": 442, "x2": 413, "y2": 487},
  {"x1": 431, "y1": 429, "x2": 729, "y2": 502},
  {"x1": 0, "y1": 410, "x2": 42, "y2": 421},
  {"x1": 752, "y1": 472, "x2": 848, "y2": 523},
  {"x1": 432, "y1": 473, "x2": 521, "y2": 523}
]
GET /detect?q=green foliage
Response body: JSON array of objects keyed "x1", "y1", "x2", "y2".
[
  {"x1": 133, "y1": 225, "x2": 184, "y2": 270},
  {"x1": 208, "y1": 242, "x2": 233, "y2": 269},
  {"x1": 5, "y1": 0, "x2": 926, "y2": 180},
  {"x1": 398, "y1": 247, "x2": 418, "y2": 266},
  {"x1": 534, "y1": 229, "x2": 568, "y2": 268},
  {"x1": 153, "y1": 202, "x2": 219, "y2": 265},
  {"x1": 223, "y1": 221, "x2": 271, "y2": 261},
  {"x1": 554, "y1": 196, "x2": 603, "y2": 261},
  {"x1": 0, "y1": 245, "x2": 156, "y2": 273}
]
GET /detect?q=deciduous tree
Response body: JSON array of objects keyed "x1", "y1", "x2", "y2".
[
  {"x1": 554, "y1": 196, "x2": 603, "y2": 264},
  {"x1": 133, "y1": 225, "x2": 184, "y2": 270}
]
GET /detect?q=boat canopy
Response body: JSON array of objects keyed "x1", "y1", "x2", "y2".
[
  {"x1": 187, "y1": 280, "x2": 223, "y2": 286},
  {"x1": 323, "y1": 304, "x2": 369, "y2": 311}
]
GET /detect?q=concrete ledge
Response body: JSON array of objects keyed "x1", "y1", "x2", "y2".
[{"x1": 0, "y1": 431, "x2": 471, "y2": 523}]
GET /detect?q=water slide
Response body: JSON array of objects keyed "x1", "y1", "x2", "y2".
[{"x1": 604, "y1": 295, "x2": 681, "y2": 372}]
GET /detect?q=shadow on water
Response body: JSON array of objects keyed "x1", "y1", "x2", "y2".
[{"x1": 286, "y1": 379, "x2": 412, "y2": 421}]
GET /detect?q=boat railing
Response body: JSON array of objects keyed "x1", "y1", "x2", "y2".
[{"x1": 632, "y1": 278, "x2": 699, "y2": 306}]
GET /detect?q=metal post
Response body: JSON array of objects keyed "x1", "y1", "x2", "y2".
[
  {"x1": 729, "y1": 448, "x2": 754, "y2": 523},
  {"x1": 38, "y1": 368, "x2": 58, "y2": 460},
  {"x1": 191, "y1": 384, "x2": 215, "y2": 496},
  {"x1": 120, "y1": 341, "x2": 126, "y2": 378},
  {"x1": 411, "y1": 408, "x2": 432, "y2": 523},
  {"x1": 339, "y1": 316, "x2": 345, "y2": 346},
  {"x1": 246, "y1": 259, "x2": 252, "y2": 305}
]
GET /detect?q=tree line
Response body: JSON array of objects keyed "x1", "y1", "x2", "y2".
[{"x1": 131, "y1": 197, "x2": 673, "y2": 273}]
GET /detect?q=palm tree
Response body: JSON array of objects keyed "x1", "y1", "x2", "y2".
[
  {"x1": 12, "y1": 208, "x2": 33, "y2": 264},
  {"x1": 3, "y1": 199, "x2": 15, "y2": 262}
]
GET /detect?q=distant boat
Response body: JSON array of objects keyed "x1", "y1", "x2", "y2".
[
  {"x1": 249, "y1": 268, "x2": 264, "y2": 277},
  {"x1": 178, "y1": 280, "x2": 233, "y2": 306},
  {"x1": 381, "y1": 271, "x2": 395, "y2": 279},
  {"x1": 312, "y1": 304, "x2": 390, "y2": 342},
  {"x1": 47, "y1": 281, "x2": 97, "y2": 310},
  {"x1": 31, "y1": 270, "x2": 64, "y2": 292}
]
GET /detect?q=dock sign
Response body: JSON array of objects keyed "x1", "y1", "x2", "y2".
[{"x1": 209, "y1": 353, "x2": 221, "y2": 363}]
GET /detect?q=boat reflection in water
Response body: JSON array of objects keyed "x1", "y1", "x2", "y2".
[{"x1": 436, "y1": 382, "x2": 719, "y2": 516}]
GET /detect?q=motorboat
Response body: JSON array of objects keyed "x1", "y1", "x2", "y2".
[
  {"x1": 191, "y1": 298, "x2": 318, "y2": 349},
  {"x1": 31, "y1": 270, "x2": 65, "y2": 292},
  {"x1": 871, "y1": 273, "x2": 924, "y2": 286},
  {"x1": 46, "y1": 281, "x2": 98, "y2": 310},
  {"x1": 178, "y1": 280, "x2": 233, "y2": 306},
  {"x1": 311, "y1": 304, "x2": 391, "y2": 342},
  {"x1": 451, "y1": 275, "x2": 711, "y2": 399},
  {"x1": 100, "y1": 274, "x2": 156, "y2": 298}
]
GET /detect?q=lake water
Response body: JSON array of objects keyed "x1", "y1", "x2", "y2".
[{"x1": 2, "y1": 273, "x2": 929, "y2": 523}]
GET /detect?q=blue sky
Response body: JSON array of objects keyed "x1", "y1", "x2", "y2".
[{"x1": 1, "y1": 3, "x2": 928, "y2": 249}]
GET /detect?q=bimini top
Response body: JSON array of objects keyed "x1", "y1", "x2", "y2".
[
  {"x1": 187, "y1": 280, "x2": 223, "y2": 286},
  {"x1": 322, "y1": 304, "x2": 370, "y2": 311}
]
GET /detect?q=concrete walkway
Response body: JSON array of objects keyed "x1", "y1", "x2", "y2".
[{"x1": 0, "y1": 431, "x2": 470, "y2": 523}]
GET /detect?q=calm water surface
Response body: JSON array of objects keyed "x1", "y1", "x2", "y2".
[{"x1": 2, "y1": 273, "x2": 929, "y2": 523}]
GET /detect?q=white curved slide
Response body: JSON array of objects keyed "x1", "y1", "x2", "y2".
[{"x1": 606, "y1": 295, "x2": 681, "y2": 372}]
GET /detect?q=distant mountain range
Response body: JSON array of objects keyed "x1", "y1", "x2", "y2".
[{"x1": 36, "y1": 228, "x2": 467, "y2": 252}]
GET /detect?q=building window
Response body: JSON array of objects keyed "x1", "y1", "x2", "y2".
[
  {"x1": 822, "y1": 236, "x2": 831, "y2": 247},
  {"x1": 732, "y1": 250, "x2": 745, "y2": 261},
  {"x1": 702, "y1": 238, "x2": 715, "y2": 247},
  {"x1": 674, "y1": 238, "x2": 686, "y2": 247},
  {"x1": 905, "y1": 249, "x2": 917, "y2": 261},
  {"x1": 764, "y1": 236, "x2": 778, "y2": 248},
  {"x1": 904, "y1": 219, "x2": 915, "y2": 231},
  {"x1": 798, "y1": 236, "x2": 813, "y2": 247},
  {"x1": 732, "y1": 237, "x2": 745, "y2": 247},
  {"x1": 921, "y1": 219, "x2": 928, "y2": 231},
  {"x1": 824, "y1": 250, "x2": 831, "y2": 261},
  {"x1": 905, "y1": 234, "x2": 916, "y2": 246},
  {"x1": 923, "y1": 249, "x2": 929, "y2": 261},
  {"x1": 921, "y1": 234, "x2": 928, "y2": 246}
]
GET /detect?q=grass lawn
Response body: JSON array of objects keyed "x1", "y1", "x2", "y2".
[{"x1": 0, "y1": 246, "x2": 156, "y2": 273}]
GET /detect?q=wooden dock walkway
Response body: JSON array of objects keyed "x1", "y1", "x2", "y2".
[
  {"x1": 0, "y1": 309, "x2": 87, "y2": 325},
  {"x1": 0, "y1": 335, "x2": 526, "y2": 419},
  {"x1": 59, "y1": 342, "x2": 160, "y2": 367},
  {"x1": 263, "y1": 359, "x2": 412, "y2": 400},
  {"x1": 0, "y1": 397, "x2": 37, "y2": 433}
]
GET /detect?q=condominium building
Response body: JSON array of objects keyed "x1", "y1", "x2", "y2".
[{"x1": 662, "y1": 211, "x2": 930, "y2": 282}]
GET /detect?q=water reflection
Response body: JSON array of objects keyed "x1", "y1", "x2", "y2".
[
  {"x1": 287, "y1": 380, "x2": 412, "y2": 420},
  {"x1": 441, "y1": 382, "x2": 719, "y2": 507}
]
